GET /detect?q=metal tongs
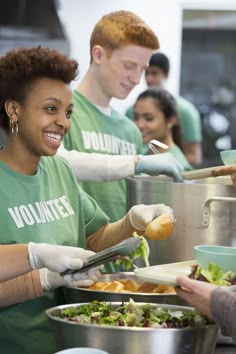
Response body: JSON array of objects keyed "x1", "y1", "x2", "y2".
[
  {"x1": 148, "y1": 139, "x2": 168, "y2": 155},
  {"x1": 61, "y1": 237, "x2": 141, "y2": 275}
]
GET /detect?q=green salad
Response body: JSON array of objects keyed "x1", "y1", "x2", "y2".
[
  {"x1": 189, "y1": 263, "x2": 236, "y2": 286},
  {"x1": 114, "y1": 232, "x2": 150, "y2": 270},
  {"x1": 59, "y1": 299, "x2": 212, "y2": 328}
]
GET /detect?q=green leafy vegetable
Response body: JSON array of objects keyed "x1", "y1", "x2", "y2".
[
  {"x1": 114, "y1": 232, "x2": 150, "y2": 270},
  {"x1": 59, "y1": 299, "x2": 213, "y2": 328},
  {"x1": 191, "y1": 263, "x2": 236, "y2": 286}
]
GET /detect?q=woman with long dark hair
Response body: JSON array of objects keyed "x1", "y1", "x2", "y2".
[{"x1": 133, "y1": 88, "x2": 193, "y2": 171}]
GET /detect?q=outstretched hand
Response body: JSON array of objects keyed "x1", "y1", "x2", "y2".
[
  {"x1": 175, "y1": 276, "x2": 217, "y2": 318},
  {"x1": 135, "y1": 153, "x2": 184, "y2": 182}
]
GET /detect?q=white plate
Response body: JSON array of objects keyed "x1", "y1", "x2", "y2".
[
  {"x1": 181, "y1": 166, "x2": 223, "y2": 180},
  {"x1": 134, "y1": 260, "x2": 197, "y2": 286}
]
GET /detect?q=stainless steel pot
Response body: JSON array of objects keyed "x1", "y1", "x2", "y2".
[
  {"x1": 126, "y1": 175, "x2": 236, "y2": 266},
  {"x1": 46, "y1": 302, "x2": 218, "y2": 354},
  {"x1": 63, "y1": 272, "x2": 185, "y2": 306}
]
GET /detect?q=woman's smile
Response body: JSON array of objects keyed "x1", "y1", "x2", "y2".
[{"x1": 43, "y1": 131, "x2": 64, "y2": 149}]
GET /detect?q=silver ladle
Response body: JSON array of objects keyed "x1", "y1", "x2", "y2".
[{"x1": 148, "y1": 139, "x2": 168, "y2": 155}]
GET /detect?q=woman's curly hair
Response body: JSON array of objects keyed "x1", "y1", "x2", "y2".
[{"x1": 0, "y1": 46, "x2": 79, "y2": 132}]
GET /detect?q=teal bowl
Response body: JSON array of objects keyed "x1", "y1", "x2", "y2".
[
  {"x1": 220, "y1": 149, "x2": 236, "y2": 165},
  {"x1": 194, "y1": 245, "x2": 236, "y2": 273}
]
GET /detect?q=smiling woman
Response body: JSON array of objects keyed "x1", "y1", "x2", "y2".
[
  {"x1": 0, "y1": 44, "x2": 176, "y2": 354},
  {"x1": 133, "y1": 88, "x2": 193, "y2": 171},
  {"x1": 0, "y1": 48, "x2": 75, "y2": 171},
  {"x1": 0, "y1": 46, "x2": 103, "y2": 353}
]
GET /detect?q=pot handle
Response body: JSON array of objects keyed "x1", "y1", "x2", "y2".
[{"x1": 202, "y1": 197, "x2": 236, "y2": 227}]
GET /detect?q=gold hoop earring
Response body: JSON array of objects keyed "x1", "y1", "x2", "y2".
[{"x1": 9, "y1": 118, "x2": 19, "y2": 139}]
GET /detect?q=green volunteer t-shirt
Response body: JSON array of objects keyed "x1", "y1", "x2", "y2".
[
  {"x1": 176, "y1": 96, "x2": 202, "y2": 143},
  {"x1": 168, "y1": 144, "x2": 193, "y2": 171},
  {"x1": 0, "y1": 155, "x2": 109, "y2": 354},
  {"x1": 63, "y1": 90, "x2": 143, "y2": 222},
  {"x1": 125, "y1": 105, "x2": 134, "y2": 120}
]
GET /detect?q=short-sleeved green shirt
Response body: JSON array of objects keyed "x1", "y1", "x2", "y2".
[
  {"x1": 176, "y1": 96, "x2": 202, "y2": 143},
  {"x1": 168, "y1": 144, "x2": 193, "y2": 171},
  {"x1": 125, "y1": 105, "x2": 134, "y2": 120},
  {"x1": 0, "y1": 155, "x2": 109, "y2": 354}
]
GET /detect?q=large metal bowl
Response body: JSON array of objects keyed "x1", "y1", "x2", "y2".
[
  {"x1": 46, "y1": 302, "x2": 218, "y2": 354},
  {"x1": 63, "y1": 272, "x2": 186, "y2": 306}
]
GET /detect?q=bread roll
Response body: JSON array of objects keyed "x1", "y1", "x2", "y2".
[
  {"x1": 88, "y1": 282, "x2": 108, "y2": 291},
  {"x1": 122, "y1": 279, "x2": 139, "y2": 292},
  {"x1": 163, "y1": 286, "x2": 176, "y2": 294},
  {"x1": 104, "y1": 281, "x2": 124, "y2": 292},
  {"x1": 145, "y1": 213, "x2": 173, "y2": 240},
  {"x1": 137, "y1": 282, "x2": 158, "y2": 293},
  {"x1": 86, "y1": 279, "x2": 175, "y2": 294},
  {"x1": 118, "y1": 279, "x2": 128, "y2": 285}
]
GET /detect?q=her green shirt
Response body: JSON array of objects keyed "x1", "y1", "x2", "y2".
[{"x1": 0, "y1": 155, "x2": 109, "y2": 354}]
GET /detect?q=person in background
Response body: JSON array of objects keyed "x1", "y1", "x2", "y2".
[
  {"x1": 0, "y1": 45, "x2": 174, "y2": 354},
  {"x1": 62, "y1": 10, "x2": 183, "y2": 226},
  {"x1": 176, "y1": 276, "x2": 236, "y2": 343},
  {"x1": 133, "y1": 88, "x2": 192, "y2": 171},
  {"x1": 126, "y1": 52, "x2": 202, "y2": 167}
]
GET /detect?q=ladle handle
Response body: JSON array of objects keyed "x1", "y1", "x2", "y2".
[
  {"x1": 148, "y1": 143, "x2": 160, "y2": 155},
  {"x1": 202, "y1": 196, "x2": 236, "y2": 227}
]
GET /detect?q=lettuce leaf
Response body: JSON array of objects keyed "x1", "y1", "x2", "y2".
[
  {"x1": 191, "y1": 263, "x2": 236, "y2": 286},
  {"x1": 115, "y1": 232, "x2": 150, "y2": 270}
]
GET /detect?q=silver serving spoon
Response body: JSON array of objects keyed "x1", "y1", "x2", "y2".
[{"x1": 148, "y1": 139, "x2": 168, "y2": 154}]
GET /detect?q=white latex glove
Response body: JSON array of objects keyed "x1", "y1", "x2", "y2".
[
  {"x1": 28, "y1": 242, "x2": 96, "y2": 273},
  {"x1": 39, "y1": 268, "x2": 101, "y2": 291},
  {"x1": 128, "y1": 204, "x2": 174, "y2": 230},
  {"x1": 58, "y1": 144, "x2": 135, "y2": 182},
  {"x1": 135, "y1": 153, "x2": 184, "y2": 182}
]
